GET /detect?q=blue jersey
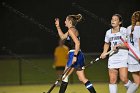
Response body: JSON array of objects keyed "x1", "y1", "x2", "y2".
[
  {"x1": 66, "y1": 29, "x2": 84, "y2": 69},
  {"x1": 67, "y1": 35, "x2": 80, "y2": 50}
]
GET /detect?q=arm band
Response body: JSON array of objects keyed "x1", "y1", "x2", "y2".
[{"x1": 74, "y1": 55, "x2": 77, "y2": 57}]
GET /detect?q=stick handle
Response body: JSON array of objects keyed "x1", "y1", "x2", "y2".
[
  {"x1": 120, "y1": 37, "x2": 140, "y2": 61},
  {"x1": 46, "y1": 64, "x2": 73, "y2": 93},
  {"x1": 47, "y1": 82, "x2": 57, "y2": 93},
  {"x1": 104, "y1": 50, "x2": 115, "y2": 56},
  {"x1": 82, "y1": 50, "x2": 115, "y2": 69}
]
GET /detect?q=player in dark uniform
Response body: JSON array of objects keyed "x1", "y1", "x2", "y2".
[{"x1": 55, "y1": 14, "x2": 96, "y2": 93}]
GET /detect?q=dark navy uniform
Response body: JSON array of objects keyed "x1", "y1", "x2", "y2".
[{"x1": 66, "y1": 34, "x2": 85, "y2": 69}]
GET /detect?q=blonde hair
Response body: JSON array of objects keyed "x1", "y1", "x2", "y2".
[
  {"x1": 131, "y1": 11, "x2": 140, "y2": 36},
  {"x1": 67, "y1": 14, "x2": 82, "y2": 26}
]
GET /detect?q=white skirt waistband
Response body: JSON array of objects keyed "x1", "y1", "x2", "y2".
[{"x1": 69, "y1": 49, "x2": 81, "y2": 52}]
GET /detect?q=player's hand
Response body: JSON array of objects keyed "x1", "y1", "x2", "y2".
[
  {"x1": 52, "y1": 65, "x2": 56, "y2": 69},
  {"x1": 100, "y1": 52, "x2": 107, "y2": 59},
  {"x1": 55, "y1": 18, "x2": 60, "y2": 27},
  {"x1": 72, "y1": 56, "x2": 77, "y2": 64},
  {"x1": 113, "y1": 44, "x2": 120, "y2": 51}
]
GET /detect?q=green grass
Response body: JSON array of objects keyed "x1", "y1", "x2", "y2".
[
  {"x1": 0, "y1": 83, "x2": 139, "y2": 93},
  {"x1": 0, "y1": 57, "x2": 139, "y2": 93},
  {"x1": 0, "y1": 58, "x2": 110, "y2": 85},
  {"x1": 0, "y1": 57, "x2": 134, "y2": 85},
  {"x1": 0, "y1": 58, "x2": 56, "y2": 85}
]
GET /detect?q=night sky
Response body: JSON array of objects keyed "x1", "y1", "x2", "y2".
[{"x1": 0, "y1": 0, "x2": 140, "y2": 55}]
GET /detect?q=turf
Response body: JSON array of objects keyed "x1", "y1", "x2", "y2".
[
  {"x1": 0, "y1": 57, "x2": 134, "y2": 85},
  {"x1": 0, "y1": 58, "x2": 139, "y2": 93},
  {"x1": 0, "y1": 83, "x2": 140, "y2": 93}
]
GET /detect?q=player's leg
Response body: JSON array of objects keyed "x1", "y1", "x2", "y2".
[
  {"x1": 56, "y1": 67, "x2": 65, "y2": 86},
  {"x1": 59, "y1": 67, "x2": 75, "y2": 93},
  {"x1": 56, "y1": 70, "x2": 63, "y2": 86},
  {"x1": 59, "y1": 51, "x2": 74, "y2": 93},
  {"x1": 119, "y1": 67, "x2": 133, "y2": 89},
  {"x1": 75, "y1": 51, "x2": 96, "y2": 93},
  {"x1": 109, "y1": 69, "x2": 118, "y2": 93},
  {"x1": 76, "y1": 69, "x2": 96, "y2": 93},
  {"x1": 127, "y1": 72, "x2": 140, "y2": 93}
]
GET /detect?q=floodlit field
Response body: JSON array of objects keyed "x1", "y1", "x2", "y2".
[
  {"x1": 0, "y1": 83, "x2": 140, "y2": 93},
  {"x1": 0, "y1": 58, "x2": 139, "y2": 93},
  {"x1": 0, "y1": 58, "x2": 111, "y2": 84}
]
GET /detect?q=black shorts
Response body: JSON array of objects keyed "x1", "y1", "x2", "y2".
[{"x1": 55, "y1": 66, "x2": 65, "y2": 70}]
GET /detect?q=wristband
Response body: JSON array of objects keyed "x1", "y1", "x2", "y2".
[{"x1": 74, "y1": 55, "x2": 77, "y2": 57}]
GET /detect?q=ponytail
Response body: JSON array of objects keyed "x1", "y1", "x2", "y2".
[{"x1": 67, "y1": 14, "x2": 83, "y2": 26}]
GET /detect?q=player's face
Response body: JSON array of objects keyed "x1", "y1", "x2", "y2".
[
  {"x1": 111, "y1": 16, "x2": 121, "y2": 27},
  {"x1": 65, "y1": 17, "x2": 70, "y2": 27}
]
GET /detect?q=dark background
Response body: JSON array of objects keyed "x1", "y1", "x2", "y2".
[{"x1": 0, "y1": 0, "x2": 140, "y2": 55}]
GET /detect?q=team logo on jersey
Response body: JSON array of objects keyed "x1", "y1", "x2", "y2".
[{"x1": 110, "y1": 36, "x2": 121, "y2": 41}]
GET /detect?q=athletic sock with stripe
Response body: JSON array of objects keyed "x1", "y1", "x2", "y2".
[{"x1": 85, "y1": 81, "x2": 96, "y2": 93}]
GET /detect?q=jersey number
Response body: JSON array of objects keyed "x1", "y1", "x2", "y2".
[{"x1": 113, "y1": 42, "x2": 117, "y2": 46}]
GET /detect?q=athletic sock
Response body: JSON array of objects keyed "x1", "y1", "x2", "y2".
[
  {"x1": 124, "y1": 80, "x2": 132, "y2": 89},
  {"x1": 59, "y1": 81, "x2": 68, "y2": 93},
  {"x1": 127, "y1": 83, "x2": 139, "y2": 93},
  {"x1": 109, "y1": 84, "x2": 117, "y2": 93},
  {"x1": 85, "y1": 81, "x2": 96, "y2": 93}
]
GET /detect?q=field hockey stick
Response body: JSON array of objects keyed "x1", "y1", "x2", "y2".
[
  {"x1": 120, "y1": 37, "x2": 140, "y2": 61},
  {"x1": 61, "y1": 50, "x2": 114, "y2": 84},
  {"x1": 82, "y1": 49, "x2": 115, "y2": 69},
  {"x1": 45, "y1": 64, "x2": 74, "y2": 93}
]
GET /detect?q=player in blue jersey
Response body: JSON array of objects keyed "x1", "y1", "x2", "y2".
[{"x1": 55, "y1": 14, "x2": 96, "y2": 93}]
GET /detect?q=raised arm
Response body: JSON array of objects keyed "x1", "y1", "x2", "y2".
[{"x1": 55, "y1": 18, "x2": 68, "y2": 40}]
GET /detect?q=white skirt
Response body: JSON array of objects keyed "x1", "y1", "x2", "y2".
[
  {"x1": 128, "y1": 64, "x2": 140, "y2": 72},
  {"x1": 108, "y1": 60, "x2": 128, "y2": 69},
  {"x1": 128, "y1": 51, "x2": 140, "y2": 64},
  {"x1": 108, "y1": 49, "x2": 128, "y2": 69}
]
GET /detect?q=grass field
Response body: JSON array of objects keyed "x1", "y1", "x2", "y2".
[
  {"x1": 0, "y1": 57, "x2": 110, "y2": 85},
  {"x1": 0, "y1": 57, "x2": 134, "y2": 85},
  {"x1": 0, "y1": 83, "x2": 140, "y2": 93},
  {"x1": 0, "y1": 57, "x2": 139, "y2": 93}
]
